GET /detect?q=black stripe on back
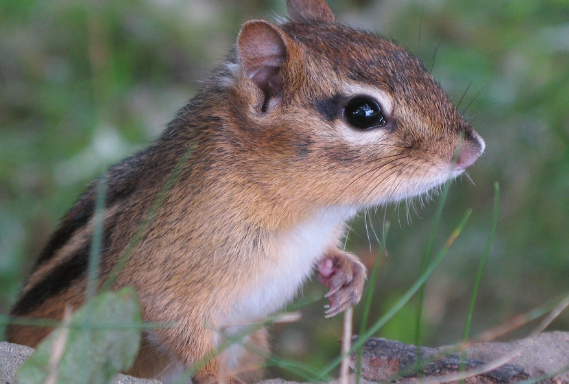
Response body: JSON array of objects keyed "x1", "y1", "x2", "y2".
[
  {"x1": 11, "y1": 243, "x2": 90, "y2": 316},
  {"x1": 11, "y1": 219, "x2": 117, "y2": 316},
  {"x1": 33, "y1": 163, "x2": 140, "y2": 268},
  {"x1": 33, "y1": 205, "x2": 94, "y2": 268}
]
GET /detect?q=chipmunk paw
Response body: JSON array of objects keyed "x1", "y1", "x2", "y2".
[{"x1": 317, "y1": 249, "x2": 366, "y2": 318}]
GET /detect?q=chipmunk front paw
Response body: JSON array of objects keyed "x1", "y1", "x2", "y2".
[{"x1": 317, "y1": 248, "x2": 367, "y2": 318}]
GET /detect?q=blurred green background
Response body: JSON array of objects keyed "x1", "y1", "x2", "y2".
[{"x1": 1, "y1": 0, "x2": 569, "y2": 380}]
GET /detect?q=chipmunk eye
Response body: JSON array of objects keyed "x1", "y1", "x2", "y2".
[{"x1": 343, "y1": 96, "x2": 386, "y2": 130}]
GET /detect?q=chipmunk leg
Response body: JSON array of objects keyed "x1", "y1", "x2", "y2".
[
  {"x1": 193, "y1": 361, "x2": 243, "y2": 384},
  {"x1": 317, "y1": 248, "x2": 367, "y2": 318},
  {"x1": 230, "y1": 327, "x2": 269, "y2": 383}
]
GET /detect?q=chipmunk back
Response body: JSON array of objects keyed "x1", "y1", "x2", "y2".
[{"x1": 7, "y1": 0, "x2": 484, "y2": 383}]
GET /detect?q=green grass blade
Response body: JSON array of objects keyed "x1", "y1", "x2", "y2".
[
  {"x1": 463, "y1": 182, "x2": 500, "y2": 340},
  {"x1": 355, "y1": 222, "x2": 390, "y2": 384},
  {"x1": 101, "y1": 144, "x2": 193, "y2": 291},
  {"x1": 415, "y1": 178, "x2": 453, "y2": 348},
  {"x1": 0, "y1": 315, "x2": 170, "y2": 330},
  {"x1": 459, "y1": 182, "x2": 500, "y2": 383},
  {"x1": 86, "y1": 175, "x2": 107, "y2": 302}
]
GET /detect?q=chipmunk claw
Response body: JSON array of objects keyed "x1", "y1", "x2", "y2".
[
  {"x1": 317, "y1": 249, "x2": 367, "y2": 318},
  {"x1": 324, "y1": 283, "x2": 361, "y2": 318}
]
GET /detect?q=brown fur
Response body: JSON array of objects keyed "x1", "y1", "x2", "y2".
[{"x1": 7, "y1": 0, "x2": 484, "y2": 383}]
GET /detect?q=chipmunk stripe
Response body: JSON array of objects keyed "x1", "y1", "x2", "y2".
[
  {"x1": 32, "y1": 165, "x2": 141, "y2": 269},
  {"x1": 11, "y1": 243, "x2": 90, "y2": 316},
  {"x1": 11, "y1": 218, "x2": 117, "y2": 316},
  {"x1": 33, "y1": 206, "x2": 94, "y2": 269}
]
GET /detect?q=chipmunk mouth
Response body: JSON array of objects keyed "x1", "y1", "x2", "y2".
[{"x1": 387, "y1": 156, "x2": 481, "y2": 204}]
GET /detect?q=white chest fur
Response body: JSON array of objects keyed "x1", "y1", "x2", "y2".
[
  {"x1": 222, "y1": 205, "x2": 357, "y2": 327},
  {"x1": 155, "y1": 206, "x2": 358, "y2": 384}
]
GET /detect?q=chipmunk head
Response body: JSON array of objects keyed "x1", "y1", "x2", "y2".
[{"x1": 224, "y1": 0, "x2": 484, "y2": 211}]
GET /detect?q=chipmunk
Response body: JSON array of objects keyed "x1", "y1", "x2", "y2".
[{"x1": 7, "y1": 0, "x2": 485, "y2": 383}]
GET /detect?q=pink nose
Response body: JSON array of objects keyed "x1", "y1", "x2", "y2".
[{"x1": 457, "y1": 134, "x2": 485, "y2": 170}]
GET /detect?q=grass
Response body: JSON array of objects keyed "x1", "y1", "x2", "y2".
[
  {"x1": 462, "y1": 182, "x2": 500, "y2": 343},
  {"x1": 2, "y1": 0, "x2": 569, "y2": 381}
]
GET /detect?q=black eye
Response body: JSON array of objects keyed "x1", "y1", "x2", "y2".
[{"x1": 343, "y1": 96, "x2": 386, "y2": 130}]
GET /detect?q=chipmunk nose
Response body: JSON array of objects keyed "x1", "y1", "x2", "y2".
[{"x1": 456, "y1": 131, "x2": 485, "y2": 170}]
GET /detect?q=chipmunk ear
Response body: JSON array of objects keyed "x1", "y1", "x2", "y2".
[
  {"x1": 238, "y1": 20, "x2": 287, "y2": 111},
  {"x1": 286, "y1": 0, "x2": 335, "y2": 23}
]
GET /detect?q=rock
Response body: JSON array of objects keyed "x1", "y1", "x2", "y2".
[
  {"x1": 466, "y1": 331, "x2": 569, "y2": 383},
  {"x1": 349, "y1": 332, "x2": 569, "y2": 383},
  {"x1": 113, "y1": 373, "x2": 162, "y2": 384},
  {"x1": 348, "y1": 338, "x2": 528, "y2": 383},
  {"x1": 0, "y1": 341, "x2": 161, "y2": 384},
  {"x1": 260, "y1": 380, "x2": 303, "y2": 384},
  {"x1": 0, "y1": 342, "x2": 35, "y2": 384},
  {"x1": 259, "y1": 374, "x2": 376, "y2": 384}
]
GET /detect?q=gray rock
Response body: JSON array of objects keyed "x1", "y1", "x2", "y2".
[
  {"x1": 113, "y1": 373, "x2": 162, "y2": 384},
  {"x1": 466, "y1": 331, "x2": 569, "y2": 383},
  {"x1": 348, "y1": 337, "x2": 528, "y2": 383},
  {"x1": 259, "y1": 374, "x2": 375, "y2": 384},
  {"x1": 259, "y1": 379, "x2": 303, "y2": 384},
  {"x1": 0, "y1": 341, "x2": 161, "y2": 384},
  {"x1": 0, "y1": 342, "x2": 35, "y2": 384}
]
